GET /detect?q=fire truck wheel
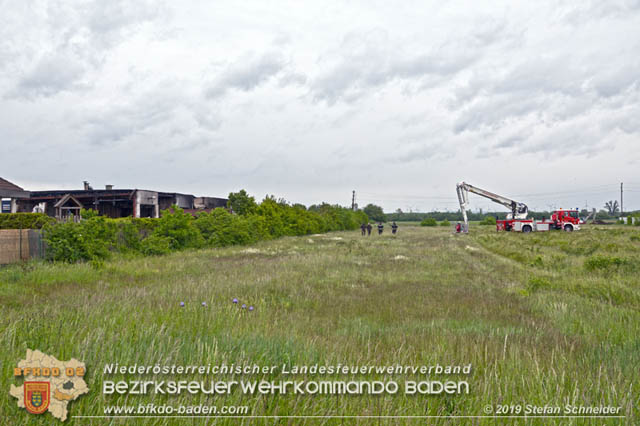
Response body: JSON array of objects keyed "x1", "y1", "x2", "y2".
[
  {"x1": 564, "y1": 224, "x2": 573, "y2": 232},
  {"x1": 522, "y1": 225, "x2": 532, "y2": 233}
]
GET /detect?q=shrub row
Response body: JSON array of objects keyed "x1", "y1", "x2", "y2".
[
  {"x1": 420, "y1": 218, "x2": 451, "y2": 227},
  {"x1": 0, "y1": 213, "x2": 55, "y2": 229},
  {"x1": 43, "y1": 194, "x2": 368, "y2": 262},
  {"x1": 584, "y1": 255, "x2": 637, "y2": 273}
]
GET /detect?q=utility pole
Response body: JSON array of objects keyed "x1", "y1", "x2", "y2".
[
  {"x1": 351, "y1": 190, "x2": 356, "y2": 211},
  {"x1": 620, "y1": 182, "x2": 623, "y2": 217}
]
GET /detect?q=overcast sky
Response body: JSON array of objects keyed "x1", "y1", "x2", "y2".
[{"x1": 1, "y1": 0, "x2": 639, "y2": 212}]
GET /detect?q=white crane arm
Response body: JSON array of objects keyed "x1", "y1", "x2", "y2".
[{"x1": 456, "y1": 182, "x2": 529, "y2": 231}]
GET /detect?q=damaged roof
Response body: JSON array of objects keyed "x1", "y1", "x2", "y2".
[{"x1": 0, "y1": 177, "x2": 29, "y2": 198}]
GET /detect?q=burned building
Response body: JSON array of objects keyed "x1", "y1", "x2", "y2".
[
  {"x1": 0, "y1": 177, "x2": 30, "y2": 213},
  {"x1": 14, "y1": 181, "x2": 228, "y2": 220}
]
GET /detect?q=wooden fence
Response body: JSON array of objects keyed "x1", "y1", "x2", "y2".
[{"x1": 0, "y1": 229, "x2": 46, "y2": 265}]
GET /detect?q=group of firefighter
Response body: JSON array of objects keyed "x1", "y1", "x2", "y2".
[
  {"x1": 359, "y1": 221, "x2": 465, "y2": 235},
  {"x1": 360, "y1": 221, "x2": 398, "y2": 236}
]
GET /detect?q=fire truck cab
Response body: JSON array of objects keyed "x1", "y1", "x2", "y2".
[{"x1": 550, "y1": 209, "x2": 580, "y2": 231}]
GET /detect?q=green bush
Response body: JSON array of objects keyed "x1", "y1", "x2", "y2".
[
  {"x1": 43, "y1": 216, "x2": 117, "y2": 262},
  {"x1": 527, "y1": 276, "x2": 551, "y2": 293},
  {"x1": 420, "y1": 218, "x2": 437, "y2": 226},
  {"x1": 584, "y1": 255, "x2": 636, "y2": 273},
  {"x1": 440, "y1": 220, "x2": 451, "y2": 227},
  {"x1": 139, "y1": 235, "x2": 173, "y2": 256},
  {"x1": 80, "y1": 208, "x2": 99, "y2": 219},
  {"x1": 114, "y1": 218, "x2": 157, "y2": 252},
  {"x1": 0, "y1": 213, "x2": 55, "y2": 229},
  {"x1": 152, "y1": 206, "x2": 204, "y2": 250},
  {"x1": 195, "y1": 208, "x2": 255, "y2": 247},
  {"x1": 479, "y1": 216, "x2": 497, "y2": 226}
]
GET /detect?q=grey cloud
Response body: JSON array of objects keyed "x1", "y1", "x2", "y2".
[
  {"x1": 519, "y1": 124, "x2": 605, "y2": 157},
  {"x1": 85, "y1": 1, "x2": 164, "y2": 39},
  {"x1": 308, "y1": 23, "x2": 509, "y2": 105},
  {"x1": 560, "y1": 0, "x2": 640, "y2": 23},
  {"x1": 278, "y1": 71, "x2": 307, "y2": 87},
  {"x1": 205, "y1": 52, "x2": 286, "y2": 99},
  {"x1": 452, "y1": 95, "x2": 544, "y2": 133},
  {"x1": 14, "y1": 52, "x2": 86, "y2": 98},
  {"x1": 80, "y1": 81, "x2": 221, "y2": 147},
  {"x1": 448, "y1": 36, "x2": 640, "y2": 155},
  {"x1": 391, "y1": 129, "x2": 458, "y2": 164},
  {"x1": 452, "y1": 58, "x2": 587, "y2": 110},
  {"x1": 493, "y1": 130, "x2": 532, "y2": 149},
  {"x1": 394, "y1": 142, "x2": 456, "y2": 163},
  {"x1": 45, "y1": 0, "x2": 167, "y2": 52},
  {"x1": 4, "y1": 0, "x2": 166, "y2": 99},
  {"x1": 590, "y1": 61, "x2": 640, "y2": 98}
]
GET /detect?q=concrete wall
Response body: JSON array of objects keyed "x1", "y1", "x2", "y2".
[
  {"x1": 174, "y1": 194, "x2": 194, "y2": 209},
  {"x1": 134, "y1": 190, "x2": 159, "y2": 218},
  {"x1": 194, "y1": 197, "x2": 228, "y2": 209}
]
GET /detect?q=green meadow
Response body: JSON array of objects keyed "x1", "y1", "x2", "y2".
[{"x1": 1, "y1": 225, "x2": 638, "y2": 425}]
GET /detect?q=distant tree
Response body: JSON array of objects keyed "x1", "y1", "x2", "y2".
[
  {"x1": 363, "y1": 204, "x2": 385, "y2": 222},
  {"x1": 395, "y1": 208, "x2": 403, "y2": 214},
  {"x1": 604, "y1": 200, "x2": 619, "y2": 216},
  {"x1": 227, "y1": 190, "x2": 257, "y2": 215}
]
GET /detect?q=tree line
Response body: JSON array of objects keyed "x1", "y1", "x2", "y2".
[{"x1": 41, "y1": 190, "x2": 368, "y2": 263}]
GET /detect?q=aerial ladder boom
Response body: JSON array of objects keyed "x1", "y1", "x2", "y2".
[
  {"x1": 582, "y1": 208, "x2": 596, "y2": 224},
  {"x1": 456, "y1": 182, "x2": 529, "y2": 231}
]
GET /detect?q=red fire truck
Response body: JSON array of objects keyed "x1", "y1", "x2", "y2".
[{"x1": 456, "y1": 182, "x2": 581, "y2": 233}]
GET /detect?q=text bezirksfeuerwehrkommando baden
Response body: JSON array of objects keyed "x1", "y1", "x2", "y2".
[{"x1": 103, "y1": 379, "x2": 470, "y2": 395}]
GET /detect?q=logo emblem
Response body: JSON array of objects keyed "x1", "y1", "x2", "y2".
[{"x1": 24, "y1": 382, "x2": 50, "y2": 415}]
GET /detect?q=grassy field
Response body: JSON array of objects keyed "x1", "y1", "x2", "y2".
[{"x1": 1, "y1": 224, "x2": 639, "y2": 425}]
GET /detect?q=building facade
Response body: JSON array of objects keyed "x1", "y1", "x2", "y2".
[{"x1": 8, "y1": 180, "x2": 227, "y2": 220}]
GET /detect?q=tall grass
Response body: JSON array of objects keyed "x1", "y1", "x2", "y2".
[{"x1": 1, "y1": 225, "x2": 638, "y2": 424}]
